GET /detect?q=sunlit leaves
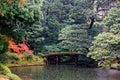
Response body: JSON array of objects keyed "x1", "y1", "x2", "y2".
[
  {"x1": 87, "y1": 32, "x2": 120, "y2": 68},
  {"x1": 88, "y1": 7, "x2": 120, "y2": 68},
  {"x1": 103, "y1": 8, "x2": 120, "y2": 28}
]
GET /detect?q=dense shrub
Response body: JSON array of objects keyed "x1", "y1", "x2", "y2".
[
  {"x1": 0, "y1": 63, "x2": 11, "y2": 74},
  {"x1": 6, "y1": 73, "x2": 21, "y2": 80},
  {"x1": 87, "y1": 32, "x2": 120, "y2": 68},
  {"x1": 0, "y1": 63, "x2": 21, "y2": 80},
  {"x1": 0, "y1": 35, "x2": 8, "y2": 54}
]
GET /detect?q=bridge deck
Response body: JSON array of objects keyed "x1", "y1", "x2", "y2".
[{"x1": 43, "y1": 52, "x2": 83, "y2": 57}]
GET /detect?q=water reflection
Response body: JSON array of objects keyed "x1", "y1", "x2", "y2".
[{"x1": 11, "y1": 65, "x2": 120, "y2": 80}]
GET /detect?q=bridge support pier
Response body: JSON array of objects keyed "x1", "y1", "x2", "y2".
[
  {"x1": 74, "y1": 55, "x2": 79, "y2": 65},
  {"x1": 56, "y1": 56, "x2": 60, "y2": 65},
  {"x1": 43, "y1": 53, "x2": 82, "y2": 65}
]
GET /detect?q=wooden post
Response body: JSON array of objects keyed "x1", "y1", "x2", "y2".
[
  {"x1": 74, "y1": 55, "x2": 78, "y2": 65},
  {"x1": 56, "y1": 56, "x2": 59, "y2": 65}
]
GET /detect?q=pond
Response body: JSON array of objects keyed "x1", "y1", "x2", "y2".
[{"x1": 11, "y1": 65, "x2": 120, "y2": 80}]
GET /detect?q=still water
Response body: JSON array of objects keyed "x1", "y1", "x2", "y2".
[{"x1": 11, "y1": 65, "x2": 120, "y2": 80}]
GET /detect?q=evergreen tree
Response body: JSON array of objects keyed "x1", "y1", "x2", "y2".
[
  {"x1": 103, "y1": 8, "x2": 120, "y2": 34},
  {"x1": 25, "y1": 23, "x2": 45, "y2": 53},
  {"x1": 0, "y1": 0, "x2": 43, "y2": 42},
  {"x1": 88, "y1": 8, "x2": 120, "y2": 68},
  {"x1": 58, "y1": 24, "x2": 91, "y2": 53},
  {"x1": 41, "y1": 0, "x2": 95, "y2": 46}
]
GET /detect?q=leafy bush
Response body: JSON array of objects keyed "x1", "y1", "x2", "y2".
[
  {"x1": 88, "y1": 25, "x2": 99, "y2": 37},
  {"x1": 0, "y1": 0, "x2": 43, "y2": 44},
  {"x1": 98, "y1": 60, "x2": 111, "y2": 69},
  {"x1": 0, "y1": 63, "x2": 11, "y2": 74},
  {"x1": 87, "y1": 32, "x2": 120, "y2": 68},
  {"x1": 111, "y1": 63, "x2": 120, "y2": 69},
  {"x1": 0, "y1": 53, "x2": 11, "y2": 63},
  {"x1": 102, "y1": 8, "x2": 120, "y2": 28},
  {"x1": 0, "y1": 36, "x2": 11, "y2": 63},
  {"x1": 23, "y1": 52, "x2": 33, "y2": 60},
  {"x1": 37, "y1": 52, "x2": 45, "y2": 56},
  {"x1": 42, "y1": 44, "x2": 62, "y2": 54},
  {"x1": 88, "y1": 8, "x2": 120, "y2": 69},
  {"x1": 0, "y1": 63, "x2": 21, "y2": 80},
  {"x1": 7, "y1": 53, "x2": 19, "y2": 60},
  {"x1": 0, "y1": 35, "x2": 8, "y2": 54},
  {"x1": 6, "y1": 73, "x2": 21, "y2": 80}
]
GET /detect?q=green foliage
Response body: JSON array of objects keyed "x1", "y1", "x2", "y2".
[
  {"x1": 95, "y1": 0, "x2": 115, "y2": 9},
  {"x1": 98, "y1": 59, "x2": 111, "y2": 69},
  {"x1": 0, "y1": 63, "x2": 11, "y2": 74},
  {"x1": 0, "y1": 0, "x2": 43, "y2": 42},
  {"x1": 88, "y1": 7, "x2": 120, "y2": 69},
  {"x1": 41, "y1": 44, "x2": 62, "y2": 54},
  {"x1": 103, "y1": 8, "x2": 120, "y2": 25},
  {"x1": 42, "y1": 0, "x2": 94, "y2": 24},
  {"x1": 0, "y1": 53, "x2": 10, "y2": 63},
  {"x1": 0, "y1": 0, "x2": 43, "y2": 23},
  {"x1": 59, "y1": 24, "x2": 91, "y2": 53},
  {"x1": 88, "y1": 25, "x2": 99, "y2": 37},
  {"x1": 7, "y1": 53, "x2": 19, "y2": 60},
  {"x1": 4, "y1": 53, "x2": 44, "y2": 67},
  {"x1": 25, "y1": 22, "x2": 45, "y2": 52},
  {"x1": 23, "y1": 52, "x2": 34, "y2": 60},
  {"x1": 87, "y1": 32, "x2": 120, "y2": 68},
  {"x1": 6, "y1": 73, "x2": 21, "y2": 80},
  {"x1": 88, "y1": 32, "x2": 120, "y2": 60},
  {"x1": 41, "y1": 0, "x2": 95, "y2": 51},
  {"x1": 1, "y1": 53, "x2": 19, "y2": 65},
  {"x1": 0, "y1": 63, "x2": 21, "y2": 80},
  {"x1": 109, "y1": 24, "x2": 120, "y2": 34},
  {"x1": 111, "y1": 63, "x2": 120, "y2": 69},
  {"x1": 17, "y1": 54, "x2": 44, "y2": 65},
  {"x1": 0, "y1": 35, "x2": 9, "y2": 63},
  {"x1": 103, "y1": 8, "x2": 120, "y2": 32},
  {"x1": 0, "y1": 35, "x2": 8, "y2": 54}
]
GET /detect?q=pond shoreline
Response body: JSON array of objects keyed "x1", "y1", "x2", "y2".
[
  {"x1": 9, "y1": 63, "x2": 120, "y2": 71},
  {"x1": 8, "y1": 63, "x2": 45, "y2": 68}
]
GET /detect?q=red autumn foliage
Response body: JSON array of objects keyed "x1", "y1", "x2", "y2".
[
  {"x1": 3, "y1": 35, "x2": 33, "y2": 55},
  {"x1": 8, "y1": 40, "x2": 33, "y2": 55},
  {"x1": 18, "y1": 42, "x2": 33, "y2": 54},
  {"x1": 8, "y1": 40, "x2": 21, "y2": 54}
]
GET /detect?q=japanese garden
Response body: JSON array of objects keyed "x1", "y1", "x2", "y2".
[{"x1": 0, "y1": 0, "x2": 120, "y2": 80}]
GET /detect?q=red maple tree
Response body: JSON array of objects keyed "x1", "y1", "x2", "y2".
[
  {"x1": 3, "y1": 35, "x2": 33, "y2": 55},
  {"x1": 8, "y1": 40, "x2": 33, "y2": 54}
]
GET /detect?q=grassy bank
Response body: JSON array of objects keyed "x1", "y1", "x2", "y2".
[
  {"x1": 0, "y1": 63, "x2": 21, "y2": 80},
  {"x1": 0, "y1": 52, "x2": 45, "y2": 80},
  {"x1": 5, "y1": 53, "x2": 45, "y2": 67}
]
